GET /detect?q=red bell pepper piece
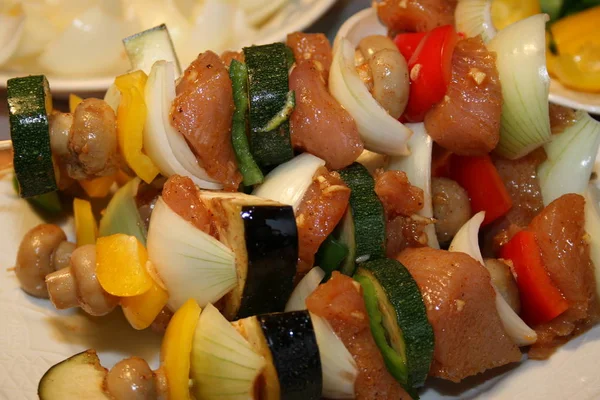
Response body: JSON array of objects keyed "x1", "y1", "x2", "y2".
[
  {"x1": 449, "y1": 154, "x2": 512, "y2": 226},
  {"x1": 403, "y1": 25, "x2": 459, "y2": 122},
  {"x1": 393, "y1": 32, "x2": 426, "y2": 62},
  {"x1": 500, "y1": 230, "x2": 569, "y2": 326}
]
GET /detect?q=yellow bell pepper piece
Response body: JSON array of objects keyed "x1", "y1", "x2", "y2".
[
  {"x1": 551, "y1": 6, "x2": 600, "y2": 55},
  {"x1": 96, "y1": 234, "x2": 153, "y2": 297},
  {"x1": 80, "y1": 175, "x2": 115, "y2": 198},
  {"x1": 73, "y1": 198, "x2": 98, "y2": 246},
  {"x1": 69, "y1": 93, "x2": 83, "y2": 113},
  {"x1": 121, "y1": 262, "x2": 169, "y2": 330},
  {"x1": 491, "y1": 0, "x2": 540, "y2": 30},
  {"x1": 114, "y1": 71, "x2": 160, "y2": 184},
  {"x1": 549, "y1": 47, "x2": 600, "y2": 93},
  {"x1": 161, "y1": 299, "x2": 201, "y2": 400},
  {"x1": 115, "y1": 169, "x2": 133, "y2": 187}
]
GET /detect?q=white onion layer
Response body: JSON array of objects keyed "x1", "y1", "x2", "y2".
[
  {"x1": 144, "y1": 61, "x2": 222, "y2": 189},
  {"x1": 147, "y1": 197, "x2": 237, "y2": 310},
  {"x1": 449, "y1": 212, "x2": 537, "y2": 346},
  {"x1": 253, "y1": 153, "x2": 326, "y2": 211},
  {"x1": 190, "y1": 303, "x2": 266, "y2": 400},
  {"x1": 329, "y1": 37, "x2": 412, "y2": 156},
  {"x1": 311, "y1": 313, "x2": 358, "y2": 399},
  {"x1": 487, "y1": 14, "x2": 551, "y2": 160},
  {"x1": 455, "y1": 0, "x2": 497, "y2": 43},
  {"x1": 538, "y1": 111, "x2": 600, "y2": 206},
  {"x1": 285, "y1": 267, "x2": 325, "y2": 312},
  {"x1": 388, "y1": 123, "x2": 439, "y2": 249}
]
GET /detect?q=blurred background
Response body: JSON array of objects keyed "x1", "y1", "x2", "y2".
[
  {"x1": 0, "y1": 0, "x2": 369, "y2": 141},
  {"x1": 0, "y1": 0, "x2": 598, "y2": 141}
]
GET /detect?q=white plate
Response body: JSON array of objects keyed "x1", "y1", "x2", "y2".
[
  {"x1": 549, "y1": 79, "x2": 600, "y2": 115},
  {"x1": 0, "y1": 0, "x2": 336, "y2": 97},
  {"x1": 1, "y1": 162, "x2": 600, "y2": 400}
]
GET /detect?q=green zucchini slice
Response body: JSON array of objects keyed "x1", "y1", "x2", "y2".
[
  {"x1": 229, "y1": 59, "x2": 264, "y2": 186},
  {"x1": 38, "y1": 350, "x2": 110, "y2": 400},
  {"x1": 8, "y1": 75, "x2": 57, "y2": 198},
  {"x1": 123, "y1": 24, "x2": 182, "y2": 77},
  {"x1": 337, "y1": 162, "x2": 386, "y2": 274},
  {"x1": 234, "y1": 311, "x2": 322, "y2": 400},
  {"x1": 354, "y1": 259, "x2": 434, "y2": 390},
  {"x1": 199, "y1": 191, "x2": 298, "y2": 319},
  {"x1": 243, "y1": 43, "x2": 294, "y2": 170}
]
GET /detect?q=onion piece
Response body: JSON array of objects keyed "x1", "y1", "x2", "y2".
[
  {"x1": 103, "y1": 84, "x2": 121, "y2": 114},
  {"x1": 310, "y1": 312, "x2": 358, "y2": 399},
  {"x1": 190, "y1": 303, "x2": 266, "y2": 400},
  {"x1": 252, "y1": 153, "x2": 326, "y2": 211},
  {"x1": 285, "y1": 267, "x2": 325, "y2": 312},
  {"x1": 0, "y1": 9, "x2": 24, "y2": 66},
  {"x1": 329, "y1": 37, "x2": 412, "y2": 156},
  {"x1": 449, "y1": 211, "x2": 537, "y2": 346},
  {"x1": 487, "y1": 14, "x2": 551, "y2": 160},
  {"x1": 584, "y1": 184, "x2": 600, "y2": 299},
  {"x1": 38, "y1": 5, "x2": 129, "y2": 76},
  {"x1": 388, "y1": 123, "x2": 439, "y2": 249},
  {"x1": 98, "y1": 178, "x2": 147, "y2": 246},
  {"x1": 455, "y1": 0, "x2": 496, "y2": 43},
  {"x1": 144, "y1": 60, "x2": 223, "y2": 189},
  {"x1": 538, "y1": 111, "x2": 600, "y2": 206},
  {"x1": 147, "y1": 197, "x2": 237, "y2": 310}
]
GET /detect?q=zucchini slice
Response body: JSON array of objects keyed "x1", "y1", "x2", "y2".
[
  {"x1": 354, "y1": 259, "x2": 434, "y2": 390},
  {"x1": 243, "y1": 43, "x2": 294, "y2": 170},
  {"x1": 191, "y1": 304, "x2": 266, "y2": 400},
  {"x1": 337, "y1": 162, "x2": 386, "y2": 274},
  {"x1": 234, "y1": 311, "x2": 322, "y2": 400},
  {"x1": 199, "y1": 191, "x2": 298, "y2": 319},
  {"x1": 229, "y1": 59, "x2": 264, "y2": 186},
  {"x1": 38, "y1": 350, "x2": 110, "y2": 400},
  {"x1": 8, "y1": 75, "x2": 57, "y2": 198},
  {"x1": 123, "y1": 24, "x2": 182, "y2": 77}
]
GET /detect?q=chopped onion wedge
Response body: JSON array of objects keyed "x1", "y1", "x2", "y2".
[
  {"x1": 311, "y1": 312, "x2": 358, "y2": 399},
  {"x1": 38, "y1": 5, "x2": 129, "y2": 76},
  {"x1": 388, "y1": 123, "x2": 439, "y2": 249},
  {"x1": 191, "y1": 303, "x2": 266, "y2": 400},
  {"x1": 488, "y1": 14, "x2": 551, "y2": 160},
  {"x1": 0, "y1": 10, "x2": 24, "y2": 66},
  {"x1": 329, "y1": 37, "x2": 412, "y2": 156},
  {"x1": 252, "y1": 153, "x2": 325, "y2": 211},
  {"x1": 285, "y1": 267, "x2": 325, "y2": 312},
  {"x1": 538, "y1": 111, "x2": 600, "y2": 206},
  {"x1": 450, "y1": 212, "x2": 537, "y2": 346},
  {"x1": 98, "y1": 178, "x2": 147, "y2": 245},
  {"x1": 455, "y1": 0, "x2": 496, "y2": 43},
  {"x1": 144, "y1": 60, "x2": 223, "y2": 189},
  {"x1": 147, "y1": 197, "x2": 237, "y2": 310},
  {"x1": 584, "y1": 184, "x2": 600, "y2": 299}
]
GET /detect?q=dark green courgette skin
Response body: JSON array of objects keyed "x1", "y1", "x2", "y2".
[
  {"x1": 8, "y1": 75, "x2": 57, "y2": 198},
  {"x1": 229, "y1": 60, "x2": 264, "y2": 186},
  {"x1": 356, "y1": 259, "x2": 434, "y2": 389},
  {"x1": 243, "y1": 43, "x2": 294, "y2": 170},
  {"x1": 338, "y1": 163, "x2": 386, "y2": 271},
  {"x1": 258, "y1": 311, "x2": 322, "y2": 400},
  {"x1": 237, "y1": 205, "x2": 298, "y2": 318}
]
